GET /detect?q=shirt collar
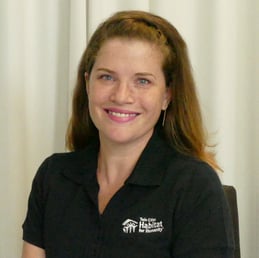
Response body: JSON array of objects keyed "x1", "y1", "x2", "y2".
[
  {"x1": 61, "y1": 141, "x2": 99, "y2": 185},
  {"x1": 125, "y1": 129, "x2": 175, "y2": 186},
  {"x1": 61, "y1": 129, "x2": 176, "y2": 187}
]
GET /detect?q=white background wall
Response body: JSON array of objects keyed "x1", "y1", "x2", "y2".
[{"x1": 0, "y1": 0, "x2": 258, "y2": 257}]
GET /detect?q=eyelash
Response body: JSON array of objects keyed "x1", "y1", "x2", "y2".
[
  {"x1": 137, "y1": 78, "x2": 151, "y2": 85},
  {"x1": 98, "y1": 74, "x2": 151, "y2": 87},
  {"x1": 99, "y1": 74, "x2": 114, "y2": 81}
]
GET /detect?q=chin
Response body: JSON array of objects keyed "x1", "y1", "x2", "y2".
[
  {"x1": 105, "y1": 133, "x2": 134, "y2": 144},
  {"x1": 100, "y1": 127, "x2": 154, "y2": 146}
]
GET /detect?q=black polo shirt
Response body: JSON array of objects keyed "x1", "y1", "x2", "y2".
[{"x1": 22, "y1": 131, "x2": 235, "y2": 257}]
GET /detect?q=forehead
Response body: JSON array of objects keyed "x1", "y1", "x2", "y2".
[
  {"x1": 98, "y1": 37, "x2": 162, "y2": 54},
  {"x1": 93, "y1": 38, "x2": 164, "y2": 69}
]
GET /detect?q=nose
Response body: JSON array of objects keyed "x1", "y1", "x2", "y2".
[{"x1": 109, "y1": 81, "x2": 134, "y2": 104}]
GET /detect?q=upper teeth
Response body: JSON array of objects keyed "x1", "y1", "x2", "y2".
[{"x1": 109, "y1": 111, "x2": 136, "y2": 117}]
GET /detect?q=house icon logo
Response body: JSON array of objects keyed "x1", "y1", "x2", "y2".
[
  {"x1": 122, "y1": 219, "x2": 138, "y2": 233},
  {"x1": 122, "y1": 217, "x2": 164, "y2": 234}
]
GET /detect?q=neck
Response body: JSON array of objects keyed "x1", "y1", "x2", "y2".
[{"x1": 97, "y1": 133, "x2": 152, "y2": 185}]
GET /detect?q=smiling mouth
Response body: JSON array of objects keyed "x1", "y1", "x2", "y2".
[{"x1": 105, "y1": 109, "x2": 140, "y2": 118}]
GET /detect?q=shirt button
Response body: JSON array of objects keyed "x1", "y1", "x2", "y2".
[
  {"x1": 97, "y1": 234, "x2": 103, "y2": 241},
  {"x1": 92, "y1": 248, "x2": 97, "y2": 257}
]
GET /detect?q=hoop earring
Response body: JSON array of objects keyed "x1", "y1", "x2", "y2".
[{"x1": 162, "y1": 109, "x2": 167, "y2": 127}]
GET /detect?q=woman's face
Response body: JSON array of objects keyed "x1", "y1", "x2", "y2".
[{"x1": 86, "y1": 38, "x2": 171, "y2": 146}]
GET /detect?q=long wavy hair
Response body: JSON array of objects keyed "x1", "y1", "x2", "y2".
[{"x1": 66, "y1": 10, "x2": 220, "y2": 170}]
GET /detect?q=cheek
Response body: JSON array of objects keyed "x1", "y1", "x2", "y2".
[
  {"x1": 87, "y1": 89, "x2": 100, "y2": 117},
  {"x1": 140, "y1": 93, "x2": 165, "y2": 113},
  {"x1": 88, "y1": 85, "x2": 106, "y2": 104}
]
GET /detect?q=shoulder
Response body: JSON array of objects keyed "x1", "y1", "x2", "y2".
[
  {"x1": 164, "y1": 152, "x2": 235, "y2": 255},
  {"x1": 36, "y1": 149, "x2": 86, "y2": 175},
  {"x1": 169, "y1": 151, "x2": 219, "y2": 182},
  {"x1": 148, "y1": 130, "x2": 221, "y2": 189},
  {"x1": 33, "y1": 142, "x2": 99, "y2": 185},
  {"x1": 162, "y1": 146, "x2": 223, "y2": 197},
  {"x1": 167, "y1": 153, "x2": 235, "y2": 256}
]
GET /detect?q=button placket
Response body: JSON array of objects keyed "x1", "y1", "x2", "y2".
[{"x1": 91, "y1": 219, "x2": 104, "y2": 257}]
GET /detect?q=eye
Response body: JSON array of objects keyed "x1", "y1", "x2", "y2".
[
  {"x1": 137, "y1": 78, "x2": 151, "y2": 86},
  {"x1": 99, "y1": 74, "x2": 114, "y2": 81}
]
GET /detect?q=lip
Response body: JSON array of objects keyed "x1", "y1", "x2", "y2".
[{"x1": 104, "y1": 108, "x2": 140, "y2": 123}]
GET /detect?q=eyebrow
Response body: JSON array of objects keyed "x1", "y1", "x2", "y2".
[
  {"x1": 135, "y1": 72, "x2": 156, "y2": 79},
  {"x1": 96, "y1": 68, "x2": 116, "y2": 74},
  {"x1": 96, "y1": 68, "x2": 156, "y2": 79}
]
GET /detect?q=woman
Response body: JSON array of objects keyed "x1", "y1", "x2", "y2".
[{"x1": 22, "y1": 10, "x2": 234, "y2": 258}]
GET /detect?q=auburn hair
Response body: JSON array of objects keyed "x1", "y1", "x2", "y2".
[{"x1": 66, "y1": 10, "x2": 220, "y2": 171}]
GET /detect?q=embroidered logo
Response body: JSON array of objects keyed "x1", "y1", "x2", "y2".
[
  {"x1": 122, "y1": 219, "x2": 138, "y2": 233},
  {"x1": 122, "y1": 217, "x2": 164, "y2": 234}
]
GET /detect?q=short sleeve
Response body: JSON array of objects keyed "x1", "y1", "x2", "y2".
[
  {"x1": 22, "y1": 157, "x2": 51, "y2": 248},
  {"x1": 171, "y1": 163, "x2": 235, "y2": 258}
]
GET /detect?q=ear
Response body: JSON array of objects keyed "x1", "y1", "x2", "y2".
[
  {"x1": 84, "y1": 72, "x2": 89, "y2": 93},
  {"x1": 162, "y1": 87, "x2": 172, "y2": 110}
]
